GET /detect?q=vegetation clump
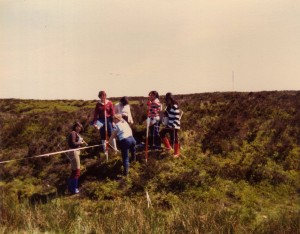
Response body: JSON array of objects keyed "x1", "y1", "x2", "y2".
[{"x1": 0, "y1": 91, "x2": 299, "y2": 233}]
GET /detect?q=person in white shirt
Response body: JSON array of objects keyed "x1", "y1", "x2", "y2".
[
  {"x1": 114, "y1": 96, "x2": 134, "y2": 124},
  {"x1": 109, "y1": 114, "x2": 136, "y2": 176}
]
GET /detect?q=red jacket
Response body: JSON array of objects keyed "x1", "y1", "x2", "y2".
[{"x1": 93, "y1": 100, "x2": 114, "y2": 122}]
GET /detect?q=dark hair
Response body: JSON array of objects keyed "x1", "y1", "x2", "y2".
[
  {"x1": 165, "y1": 92, "x2": 178, "y2": 106},
  {"x1": 148, "y1": 91, "x2": 159, "y2": 99},
  {"x1": 98, "y1": 91, "x2": 107, "y2": 99},
  {"x1": 120, "y1": 96, "x2": 129, "y2": 106},
  {"x1": 72, "y1": 121, "x2": 83, "y2": 131}
]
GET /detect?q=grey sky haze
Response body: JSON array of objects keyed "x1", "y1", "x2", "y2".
[{"x1": 1, "y1": 0, "x2": 300, "y2": 99}]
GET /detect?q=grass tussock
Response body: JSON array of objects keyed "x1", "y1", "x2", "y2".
[{"x1": 1, "y1": 195, "x2": 299, "y2": 234}]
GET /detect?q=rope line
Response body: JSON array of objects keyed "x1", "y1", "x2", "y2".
[{"x1": 0, "y1": 144, "x2": 102, "y2": 165}]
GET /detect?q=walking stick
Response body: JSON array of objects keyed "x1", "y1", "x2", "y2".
[
  {"x1": 145, "y1": 100, "x2": 151, "y2": 163},
  {"x1": 173, "y1": 128, "x2": 175, "y2": 149},
  {"x1": 104, "y1": 99, "x2": 109, "y2": 161}
]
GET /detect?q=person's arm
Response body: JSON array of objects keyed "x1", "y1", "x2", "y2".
[{"x1": 70, "y1": 131, "x2": 82, "y2": 147}]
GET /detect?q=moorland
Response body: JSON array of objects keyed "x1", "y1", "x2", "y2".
[{"x1": 0, "y1": 91, "x2": 299, "y2": 233}]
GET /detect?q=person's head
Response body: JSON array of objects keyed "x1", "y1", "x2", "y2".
[
  {"x1": 120, "y1": 96, "x2": 129, "y2": 106},
  {"x1": 72, "y1": 121, "x2": 83, "y2": 132},
  {"x1": 165, "y1": 92, "x2": 178, "y2": 106},
  {"x1": 148, "y1": 91, "x2": 159, "y2": 101},
  {"x1": 98, "y1": 91, "x2": 107, "y2": 100},
  {"x1": 113, "y1": 114, "x2": 123, "y2": 123}
]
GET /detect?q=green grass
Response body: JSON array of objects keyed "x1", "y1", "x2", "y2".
[
  {"x1": 1, "y1": 91, "x2": 300, "y2": 233},
  {"x1": 0, "y1": 193, "x2": 299, "y2": 234}
]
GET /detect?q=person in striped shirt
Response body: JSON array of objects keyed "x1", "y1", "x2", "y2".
[
  {"x1": 147, "y1": 91, "x2": 162, "y2": 148},
  {"x1": 160, "y1": 92, "x2": 181, "y2": 157}
]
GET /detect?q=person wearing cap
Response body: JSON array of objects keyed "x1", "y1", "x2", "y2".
[
  {"x1": 67, "y1": 121, "x2": 87, "y2": 194},
  {"x1": 147, "y1": 91, "x2": 162, "y2": 148},
  {"x1": 114, "y1": 96, "x2": 134, "y2": 124},
  {"x1": 109, "y1": 114, "x2": 136, "y2": 176},
  {"x1": 160, "y1": 92, "x2": 182, "y2": 157},
  {"x1": 93, "y1": 91, "x2": 115, "y2": 152}
]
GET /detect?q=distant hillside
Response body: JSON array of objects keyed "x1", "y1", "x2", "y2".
[{"x1": 0, "y1": 91, "x2": 299, "y2": 233}]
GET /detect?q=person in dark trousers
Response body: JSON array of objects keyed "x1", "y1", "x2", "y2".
[
  {"x1": 160, "y1": 92, "x2": 181, "y2": 157},
  {"x1": 93, "y1": 90, "x2": 115, "y2": 152},
  {"x1": 114, "y1": 96, "x2": 134, "y2": 124},
  {"x1": 109, "y1": 114, "x2": 136, "y2": 176},
  {"x1": 67, "y1": 121, "x2": 86, "y2": 194},
  {"x1": 147, "y1": 91, "x2": 162, "y2": 148}
]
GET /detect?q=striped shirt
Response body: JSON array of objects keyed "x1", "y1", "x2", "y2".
[
  {"x1": 166, "y1": 104, "x2": 181, "y2": 129},
  {"x1": 148, "y1": 98, "x2": 162, "y2": 118}
]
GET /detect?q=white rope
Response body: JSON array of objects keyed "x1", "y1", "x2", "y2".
[{"x1": 0, "y1": 144, "x2": 102, "y2": 164}]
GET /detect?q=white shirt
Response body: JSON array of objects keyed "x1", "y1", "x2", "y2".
[{"x1": 114, "y1": 103, "x2": 134, "y2": 124}]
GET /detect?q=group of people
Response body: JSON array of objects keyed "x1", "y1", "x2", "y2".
[{"x1": 67, "y1": 90, "x2": 182, "y2": 194}]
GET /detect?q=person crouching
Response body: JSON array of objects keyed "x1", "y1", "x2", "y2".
[{"x1": 109, "y1": 114, "x2": 136, "y2": 176}]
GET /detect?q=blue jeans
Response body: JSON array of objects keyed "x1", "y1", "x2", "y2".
[
  {"x1": 98, "y1": 117, "x2": 113, "y2": 140},
  {"x1": 119, "y1": 136, "x2": 136, "y2": 175}
]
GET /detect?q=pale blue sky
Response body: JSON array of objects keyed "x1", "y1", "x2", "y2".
[{"x1": 1, "y1": 0, "x2": 300, "y2": 99}]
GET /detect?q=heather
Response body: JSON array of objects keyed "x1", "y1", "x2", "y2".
[{"x1": 0, "y1": 91, "x2": 299, "y2": 233}]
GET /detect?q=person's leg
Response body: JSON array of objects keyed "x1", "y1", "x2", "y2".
[
  {"x1": 174, "y1": 129, "x2": 180, "y2": 157},
  {"x1": 170, "y1": 128, "x2": 175, "y2": 148},
  {"x1": 99, "y1": 119, "x2": 106, "y2": 152},
  {"x1": 119, "y1": 139, "x2": 130, "y2": 176},
  {"x1": 129, "y1": 136, "x2": 136, "y2": 160},
  {"x1": 174, "y1": 129, "x2": 179, "y2": 144},
  {"x1": 68, "y1": 150, "x2": 80, "y2": 193},
  {"x1": 149, "y1": 124, "x2": 154, "y2": 146},
  {"x1": 160, "y1": 128, "x2": 171, "y2": 150},
  {"x1": 154, "y1": 122, "x2": 161, "y2": 148},
  {"x1": 99, "y1": 119, "x2": 105, "y2": 139},
  {"x1": 107, "y1": 117, "x2": 113, "y2": 138}
]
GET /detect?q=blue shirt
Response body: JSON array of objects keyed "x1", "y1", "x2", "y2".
[{"x1": 114, "y1": 120, "x2": 133, "y2": 141}]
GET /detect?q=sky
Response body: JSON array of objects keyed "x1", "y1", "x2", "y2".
[{"x1": 1, "y1": 0, "x2": 300, "y2": 100}]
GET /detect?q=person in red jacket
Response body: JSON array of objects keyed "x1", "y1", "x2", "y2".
[{"x1": 93, "y1": 91, "x2": 115, "y2": 152}]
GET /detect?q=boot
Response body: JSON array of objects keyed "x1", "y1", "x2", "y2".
[
  {"x1": 73, "y1": 178, "x2": 79, "y2": 194},
  {"x1": 174, "y1": 143, "x2": 180, "y2": 157},
  {"x1": 68, "y1": 178, "x2": 79, "y2": 194},
  {"x1": 162, "y1": 137, "x2": 171, "y2": 150}
]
